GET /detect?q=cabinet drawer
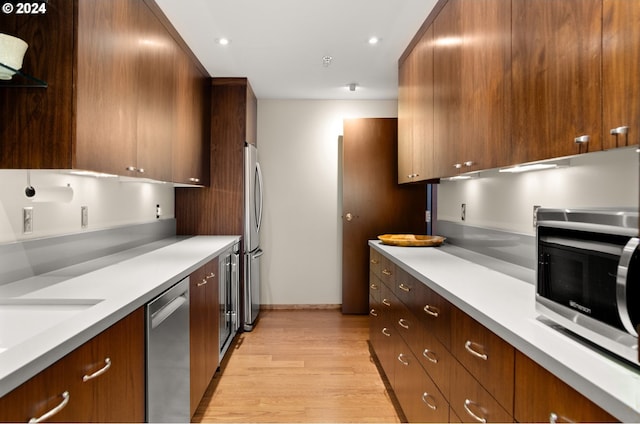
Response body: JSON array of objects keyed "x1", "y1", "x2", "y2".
[
  {"x1": 369, "y1": 271, "x2": 382, "y2": 303},
  {"x1": 395, "y1": 335, "x2": 449, "y2": 423},
  {"x1": 393, "y1": 266, "x2": 417, "y2": 306},
  {"x1": 414, "y1": 281, "x2": 452, "y2": 350},
  {"x1": 418, "y1": 323, "x2": 452, "y2": 400},
  {"x1": 450, "y1": 359, "x2": 513, "y2": 423},
  {"x1": 451, "y1": 306, "x2": 514, "y2": 414},
  {"x1": 379, "y1": 255, "x2": 395, "y2": 287},
  {"x1": 393, "y1": 299, "x2": 422, "y2": 359},
  {"x1": 370, "y1": 248, "x2": 383, "y2": 279},
  {"x1": 514, "y1": 351, "x2": 616, "y2": 423}
]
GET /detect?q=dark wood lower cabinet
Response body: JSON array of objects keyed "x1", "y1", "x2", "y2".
[
  {"x1": 0, "y1": 309, "x2": 145, "y2": 423},
  {"x1": 369, "y1": 248, "x2": 619, "y2": 423},
  {"x1": 514, "y1": 351, "x2": 617, "y2": 423}
]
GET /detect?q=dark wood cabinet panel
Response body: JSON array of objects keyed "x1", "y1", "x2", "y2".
[
  {"x1": 449, "y1": 359, "x2": 513, "y2": 423},
  {"x1": 602, "y1": 0, "x2": 640, "y2": 149},
  {"x1": 514, "y1": 351, "x2": 616, "y2": 423},
  {"x1": 460, "y1": 0, "x2": 511, "y2": 173},
  {"x1": 417, "y1": 322, "x2": 452, "y2": 400},
  {"x1": 414, "y1": 281, "x2": 451, "y2": 350},
  {"x1": 451, "y1": 306, "x2": 514, "y2": 414},
  {"x1": 0, "y1": 0, "x2": 75, "y2": 169},
  {"x1": 398, "y1": 26, "x2": 435, "y2": 183},
  {"x1": 432, "y1": 0, "x2": 463, "y2": 178},
  {"x1": 190, "y1": 258, "x2": 219, "y2": 416},
  {"x1": 511, "y1": 0, "x2": 603, "y2": 163},
  {"x1": 0, "y1": 309, "x2": 145, "y2": 423}
]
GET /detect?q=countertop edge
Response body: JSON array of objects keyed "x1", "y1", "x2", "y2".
[
  {"x1": 369, "y1": 240, "x2": 640, "y2": 422},
  {"x1": 0, "y1": 235, "x2": 240, "y2": 398}
]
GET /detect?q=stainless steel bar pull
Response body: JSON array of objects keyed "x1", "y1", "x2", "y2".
[
  {"x1": 29, "y1": 391, "x2": 70, "y2": 423},
  {"x1": 83, "y1": 357, "x2": 112, "y2": 382}
]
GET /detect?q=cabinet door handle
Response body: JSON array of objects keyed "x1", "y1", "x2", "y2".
[
  {"x1": 370, "y1": 283, "x2": 378, "y2": 290},
  {"x1": 454, "y1": 163, "x2": 462, "y2": 169},
  {"x1": 464, "y1": 161, "x2": 474, "y2": 167},
  {"x1": 382, "y1": 269, "x2": 392, "y2": 276},
  {"x1": 370, "y1": 259, "x2": 379, "y2": 265},
  {"x1": 206, "y1": 272, "x2": 215, "y2": 279},
  {"x1": 382, "y1": 299, "x2": 391, "y2": 307},
  {"x1": 422, "y1": 348, "x2": 439, "y2": 364},
  {"x1": 137, "y1": 168, "x2": 145, "y2": 173},
  {"x1": 83, "y1": 357, "x2": 112, "y2": 382},
  {"x1": 398, "y1": 318, "x2": 409, "y2": 329},
  {"x1": 464, "y1": 340, "x2": 488, "y2": 360},
  {"x1": 549, "y1": 412, "x2": 574, "y2": 423},
  {"x1": 125, "y1": 166, "x2": 137, "y2": 172},
  {"x1": 29, "y1": 391, "x2": 70, "y2": 423},
  {"x1": 369, "y1": 309, "x2": 378, "y2": 317},
  {"x1": 381, "y1": 327, "x2": 391, "y2": 337},
  {"x1": 574, "y1": 135, "x2": 590, "y2": 144},
  {"x1": 397, "y1": 353, "x2": 409, "y2": 366},
  {"x1": 464, "y1": 399, "x2": 487, "y2": 423},
  {"x1": 189, "y1": 177, "x2": 200, "y2": 183},
  {"x1": 421, "y1": 392, "x2": 438, "y2": 410},
  {"x1": 398, "y1": 283, "x2": 411, "y2": 292},
  {"x1": 423, "y1": 304, "x2": 439, "y2": 317},
  {"x1": 610, "y1": 126, "x2": 629, "y2": 135},
  {"x1": 197, "y1": 278, "x2": 208, "y2": 287}
]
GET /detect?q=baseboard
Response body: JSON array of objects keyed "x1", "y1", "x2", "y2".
[{"x1": 260, "y1": 304, "x2": 341, "y2": 311}]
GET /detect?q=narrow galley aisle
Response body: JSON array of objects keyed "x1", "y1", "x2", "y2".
[{"x1": 193, "y1": 309, "x2": 401, "y2": 423}]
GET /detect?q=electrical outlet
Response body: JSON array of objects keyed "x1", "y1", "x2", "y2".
[
  {"x1": 461, "y1": 203, "x2": 466, "y2": 221},
  {"x1": 533, "y1": 205, "x2": 541, "y2": 228},
  {"x1": 23, "y1": 207, "x2": 33, "y2": 234},
  {"x1": 425, "y1": 210, "x2": 431, "y2": 223},
  {"x1": 81, "y1": 206, "x2": 89, "y2": 228},
  {"x1": 155, "y1": 204, "x2": 162, "y2": 219}
]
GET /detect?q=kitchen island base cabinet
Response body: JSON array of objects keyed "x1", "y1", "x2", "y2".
[{"x1": 0, "y1": 308, "x2": 145, "y2": 423}]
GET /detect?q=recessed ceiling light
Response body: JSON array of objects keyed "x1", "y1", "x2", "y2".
[
  {"x1": 368, "y1": 36, "x2": 380, "y2": 45},
  {"x1": 322, "y1": 55, "x2": 333, "y2": 67},
  {"x1": 348, "y1": 83, "x2": 358, "y2": 92},
  {"x1": 217, "y1": 38, "x2": 230, "y2": 46}
]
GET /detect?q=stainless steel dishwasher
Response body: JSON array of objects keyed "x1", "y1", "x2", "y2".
[{"x1": 146, "y1": 277, "x2": 190, "y2": 423}]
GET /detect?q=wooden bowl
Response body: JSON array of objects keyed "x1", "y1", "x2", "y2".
[{"x1": 377, "y1": 234, "x2": 446, "y2": 247}]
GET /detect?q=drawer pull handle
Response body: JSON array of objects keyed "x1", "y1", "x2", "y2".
[
  {"x1": 422, "y1": 348, "x2": 439, "y2": 364},
  {"x1": 382, "y1": 269, "x2": 392, "y2": 276},
  {"x1": 370, "y1": 259, "x2": 379, "y2": 264},
  {"x1": 423, "y1": 304, "x2": 439, "y2": 317},
  {"x1": 398, "y1": 283, "x2": 411, "y2": 292},
  {"x1": 610, "y1": 125, "x2": 629, "y2": 136},
  {"x1": 29, "y1": 391, "x2": 70, "y2": 423},
  {"x1": 206, "y1": 272, "x2": 215, "y2": 279},
  {"x1": 382, "y1": 327, "x2": 391, "y2": 337},
  {"x1": 83, "y1": 357, "x2": 112, "y2": 382},
  {"x1": 464, "y1": 341, "x2": 488, "y2": 360},
  {"x1": 370, "y1": 309, "x2": 378, "y2": 317},
  {"x1": 549, "y1": 412, "x2": 573, "y2": 423},
  {"x1": 370, "y1": 283, "x2": 378, "y2": 290},
  {"x1": 421, "y1": 392, "x2": 438, "y2": 410},
  {"x1": 197, "y1": 278, "x2": 208, "y2": 287},
  {"x1": 382, "y1": 299, "x2": 391, "y2": 307},
  {"x1": 397, "y1": 353, "x2": 409, "y2": 366},
  {"x1": 464, "y1": 399, "x2": 487, "y2": 423},
  {"x1": 574, "y1": 134, "x2": 590, "y2": 144},
  {"x1": 398, "y1": 318, "x2": 409, "y2": 329}
]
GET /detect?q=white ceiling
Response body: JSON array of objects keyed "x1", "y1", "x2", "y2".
[{"x1": 155, "y1": 0, "x2": 438, "y2": 100}]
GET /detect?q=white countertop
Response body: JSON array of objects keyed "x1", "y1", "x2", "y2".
[
  {"x1": 0, "y1": 235, "x2": 240, "y2": 398},
  {"x1": 370, "y1": 240, "x2": 640, "y2": 422}
]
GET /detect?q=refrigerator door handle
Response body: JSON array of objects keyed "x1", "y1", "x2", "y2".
[
  {"x1": 256, "y1": 162, "x2": 264, "y2": 234},
  {"x1": 253, "y1": 249, "x2": 264, "y2": 259}
]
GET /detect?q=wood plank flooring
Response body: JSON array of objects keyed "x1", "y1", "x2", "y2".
[{"x1": 192, "y1": 309, "x2": 401, "y2": 423}]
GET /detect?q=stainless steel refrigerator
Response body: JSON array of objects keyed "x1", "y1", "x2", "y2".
[{"x1": 244, "y1": 142, "x2": 263, "y2": 331}]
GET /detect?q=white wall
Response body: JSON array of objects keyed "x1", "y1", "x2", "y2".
[
  {"x1": 437, "y1": 147, "x2": 639, "y2": 235},
  {"x1": 257, "y1": 99, "x2": 397, "y2": 306},
  {"x1": 0, "y1": 170, "x2": 175, "y2": 244}
]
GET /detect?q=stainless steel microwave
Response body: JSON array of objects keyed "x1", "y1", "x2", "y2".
[{"x1": 535, "y1": 208, "x2": 639, "y2": 365}]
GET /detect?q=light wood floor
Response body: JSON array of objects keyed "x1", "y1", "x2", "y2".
[{"x1": 192, "y1": 309, "x2": 401, "y2": 423}]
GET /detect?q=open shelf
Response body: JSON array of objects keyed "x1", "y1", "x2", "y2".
[{"x1": 0, "y1": 62, "x2": 47, "y2": 88}]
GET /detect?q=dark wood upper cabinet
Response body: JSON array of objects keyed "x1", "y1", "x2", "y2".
[
  {"x1": 432, "y1": 0, "x2": 462, "y2": 179},
  {"x1": 0, "y1": 0, "x2": 209, "y2": 184},
  {"x1": 398, "y1": 26, "x2": 435, "y2": 183},
  {"x1": 511, "y1": 0, "x2": 603, "y2": 163},
  {"x1": 602, "y1": 0, "x2": 640, "y2": 149},
  {"x1": 460, "y1": 0, "x2": 511, "y2": 173}
]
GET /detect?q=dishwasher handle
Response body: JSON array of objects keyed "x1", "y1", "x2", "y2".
[{"x1": 151, "y1": 295, "x2": 187, "y2": 329}]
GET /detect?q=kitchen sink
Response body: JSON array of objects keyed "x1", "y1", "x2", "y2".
[{"x1": 0, "y1": 298, "x2": 103, "y2": 353}]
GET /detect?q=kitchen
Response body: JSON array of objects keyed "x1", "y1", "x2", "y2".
[{"x1": 0, "y1": 0, "x2": 639, "y2": 423}]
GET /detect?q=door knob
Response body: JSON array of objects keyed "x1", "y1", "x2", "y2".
[{"x1": 345, "y1": 213, "x2": 353, "y2": 221}]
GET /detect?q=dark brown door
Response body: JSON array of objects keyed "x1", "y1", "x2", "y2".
[{"x1": 341, "y1": 118, "x2": 426, "y2": 314}]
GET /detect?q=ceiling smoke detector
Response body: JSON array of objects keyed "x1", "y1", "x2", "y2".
[
  {"x1": 322, "y1": 55, "x2": 333, "y2": 67},
  {"x1": 348, "y1": 83, "x2": 357, "y2": 92}
]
